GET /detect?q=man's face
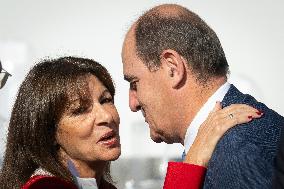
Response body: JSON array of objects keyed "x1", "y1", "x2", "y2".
[{"x1": 122, "y1": 32, "x2": 179, "y2": 144}]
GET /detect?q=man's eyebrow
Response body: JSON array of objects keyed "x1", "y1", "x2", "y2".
[{"x1": 124, "y1": 75, "x2": 138, "y2": 82}]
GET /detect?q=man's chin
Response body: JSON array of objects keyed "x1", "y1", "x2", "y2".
[
  {"x1": 151, "y1": 135, "x2": 175, "y2": 144},
  {"x1": 150, "y1": 130, "x2": 173, "y2": 143},
  {"x1": 153, "y1": 138, "x2": 163, "y2": 143}
]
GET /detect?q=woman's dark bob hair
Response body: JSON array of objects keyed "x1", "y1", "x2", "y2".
[{"x1": 0, "y1": 57, "x2": 115, "y2": 189}]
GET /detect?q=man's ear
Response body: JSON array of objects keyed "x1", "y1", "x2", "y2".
[{"x1": 160, "y1": 49, "x2": 186, "y2": 89}]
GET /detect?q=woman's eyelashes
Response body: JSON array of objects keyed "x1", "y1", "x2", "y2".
[
  {"x1": 71, "y1": 98, "x2": 113, "y2": 115},
  {"x1": 71, "y1": 105, "x2": 90, "y2": 116},
  {"x1": 69, "y1": 92, "x2": 113, "y2": 116},
  {"x1": 100, "y1": 95, "x2": 114, "y2": 104}
]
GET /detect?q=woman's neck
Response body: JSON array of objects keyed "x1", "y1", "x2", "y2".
[
  {"x1": 58, "y1": 149, "x2": 107, "y2": 186},
  {"x1": 71, "y1": 159, "x2": 107, "y2": 186}
]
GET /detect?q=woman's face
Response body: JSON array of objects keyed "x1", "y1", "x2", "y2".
[{"x1": 56, "y1": 75, "x2": 121, "y2": 163}]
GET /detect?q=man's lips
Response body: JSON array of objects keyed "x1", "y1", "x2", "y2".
[{"x1": 141, "y1": 108, "x2": 148, "y2": 123}]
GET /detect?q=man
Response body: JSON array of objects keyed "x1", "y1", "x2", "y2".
[
  {"x1": 121, "y1": 4, "x2": 284, "y2": 188},
  {"x1": 0, "y1": 60, "x2": 12, "y2": 89},
  {"x1": 274, "y1": 128, "x2": 284, "y2": 188}
]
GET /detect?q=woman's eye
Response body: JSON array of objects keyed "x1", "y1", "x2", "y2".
[
  {"x1": 72, "y1": 107, "x2": 87, "y2": 115},
  {"x1": 101, "y1": 97, "x2": 113, "y2": 104}
]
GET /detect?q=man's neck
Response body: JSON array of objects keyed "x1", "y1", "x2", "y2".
[{"x1": 180, "y1": 77, "x2": 227, "y2": 143}]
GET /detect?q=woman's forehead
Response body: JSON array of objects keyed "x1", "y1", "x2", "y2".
[
  {"x1": 66, "y1": 75, "x2": 110, "y2": 102},
  {"x1": 87, "y1": 75, "x2": 108, "y2": 94}
]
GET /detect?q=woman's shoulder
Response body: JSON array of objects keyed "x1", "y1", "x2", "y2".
[{"x1": 22, "y1": 175, "x2": 78, "y2": 189}]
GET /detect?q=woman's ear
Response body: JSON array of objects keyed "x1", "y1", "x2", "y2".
[{"x1": 160, "y1": 49, "x2": 186, "y2": 89}]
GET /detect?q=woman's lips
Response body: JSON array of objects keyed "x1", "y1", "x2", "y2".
[
  {"x1": 99, "y1": 137, "x2": 120, "y2": 147},
  {"x1": 97, "y1": 130, "x2": 120, "y2": 147}
]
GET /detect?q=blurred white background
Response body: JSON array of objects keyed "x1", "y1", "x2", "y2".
[{"x1": 0, "y1": 0, "x2": 284, "y2": 188}]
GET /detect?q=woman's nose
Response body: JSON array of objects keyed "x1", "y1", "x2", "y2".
[{"x1": 94, "y1": 104, "x2": 113, "y2": 125}]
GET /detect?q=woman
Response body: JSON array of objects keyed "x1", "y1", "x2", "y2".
[
  {"x1": 0, "y1": 57, "x2": 262, "y2": 189},
  {"x1": 1, "y1": 57, "x2": 118, "y2": 189}
]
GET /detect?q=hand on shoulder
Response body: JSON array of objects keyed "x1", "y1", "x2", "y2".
[{"x1": 184, "y1": 102, "x2": 263, "y2": 167}]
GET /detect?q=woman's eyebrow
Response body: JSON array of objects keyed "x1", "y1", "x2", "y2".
[{"x1": 100, "y1": 89, "x2": 111, "y2": 98}]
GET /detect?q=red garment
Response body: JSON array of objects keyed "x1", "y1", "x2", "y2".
[
  {"x1": 163, "y1": 162, "x2": 207, "y2": 189},
  {"x1": 23, "y1": 163, "x2": 205, "y2": 189},
  {"x1": 22, "y1": 176, "x2": 78, "y2": 189},
  {"x1": 22, "y1": 175, "x2": 117, "y2": 189}
]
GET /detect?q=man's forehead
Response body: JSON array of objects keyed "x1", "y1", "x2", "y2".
[
  {"x1": 123, "y1": 61, "x2": 137, "y2": 81},
  {"x1": 122, "y1": 25, "x2": 136, "y2": 56},
  {"x1": 122, "y1": 44, "x2": 139, "y2": 73},
  {"x1": 122, "y1": 40, "x2": 134, "y2": 68},
  {"x1": 122, "y1": 54, "x2": 144, "y2": 82},
  {"x1": 122, "y1": 24, "x2": 144, "y2": 77}
]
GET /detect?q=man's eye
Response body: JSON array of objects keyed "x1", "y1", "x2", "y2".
[{"x1": 130, "y1": 81, "x2": 137, "y2": 91}]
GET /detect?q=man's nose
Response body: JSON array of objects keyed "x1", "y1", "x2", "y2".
[{"x1": 129, "y1": 90, "x2": 141, "y2": 112}]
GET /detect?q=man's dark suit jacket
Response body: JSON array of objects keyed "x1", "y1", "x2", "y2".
[
  {"x1": 273, "y1": 124, "x2": 284, "y2": 188},
  {"x1": 203, "y1": 85, "x2": 284, "y2": 189}
]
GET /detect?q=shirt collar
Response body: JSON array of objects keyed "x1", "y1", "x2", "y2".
[
  {"x1": 184, "y1": 82, "x2": 231, "y2": 153},
  {"x1": 31, "y1": 167, "x2": 53, "y2": 177},
  {"x1": 67, "y1": 160, "x2": 98, "y2": 189},
  {"x1": 74, "y1": 177, "x2": 98, "y2": 189}
]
